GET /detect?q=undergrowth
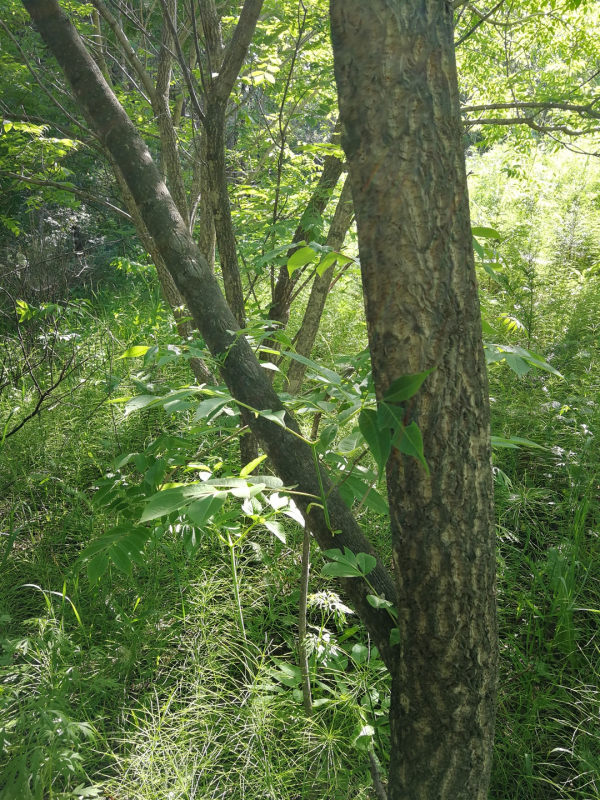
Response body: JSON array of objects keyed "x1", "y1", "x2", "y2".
[{"x1": 1, "y1": 149, "x2": 600, "y2": 799}]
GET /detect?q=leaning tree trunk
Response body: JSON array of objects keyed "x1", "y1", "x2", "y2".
[
  {"x1": 20, "y1": 0, "x2": 401, "y2": 668},
  {"x1": 331, "y1": 2, "x2": 497, "y2": 799},
  {"x1": 110, "y1": 157, "x2": 215, "y2": 385}
]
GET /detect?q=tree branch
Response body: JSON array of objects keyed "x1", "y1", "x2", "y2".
[
  {"x1": 462, "y1": 100, "x2": 600, "y2": 118},
  {"x1": 158, "y1": 0, "x2": 206, "y2": 123},
  {"x1": 90, "y1": 0, "x2": 156, "y2": 102},
  {"x1": 3, "y1": 171, "x2": 132, "y2": 220},
  {"x1": 214, "y1": 0, "x2": 264, "y2": 103}
]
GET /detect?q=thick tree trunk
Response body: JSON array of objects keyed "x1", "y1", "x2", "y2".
[
  {"x1": 331, "y1": 2, "x2": 497, "y2": 799},
  {"x1": 286, "y1": 177, "x2": 354, "y2": 394},
  {"x1": 22, "y1": 0, "x2": 398, "y2": 667}
]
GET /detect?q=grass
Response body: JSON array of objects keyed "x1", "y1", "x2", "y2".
[{"x1": 2, "y1": 150, "x2": 600, "y2": 798}]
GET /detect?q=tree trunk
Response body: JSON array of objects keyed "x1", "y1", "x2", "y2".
[
  {"x1": 268, "y1": 149, "x2": 344, "y2": 329},
  {"x1": 110, "y1": 155, "x2": 215, "y2": 385},
  {"x1": 286, "y1": 176, "x2": 354, "y2": 394},
  {"x1": 331, "y1": 2, "x2": 497, "y2": 798},
  {"x1": 204, "y1": 101, "x2": 247, "y2": 328},
  {"x1": 22, "y1": 0, "x2": 398, "y2": 668}
]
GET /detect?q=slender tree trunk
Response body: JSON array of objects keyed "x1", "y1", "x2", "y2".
[
  {"x1": 331, "y1": 2, "x2": 497, "y2": 798},
  {"x1": 91, "y1": 9, "x2": 110, "y2": 85},
  {"x1": 286, "y1": 177, "x2": 354, "y2": 394},
  {"x1": 204, "y1": 101, "x2": 247, "y2": 328},
  {"x1": 268, "y1": 149, "x2": 344, "y2": 329},
  {"x1": 154, "y1": 0, "x2": 190, "y2": 227},
  {"x1": 111, "y1": 158, "x2": 215, "y2": 385},
  {"x1": 22, "y1": 0, "x2": 399, "y2": 667}
]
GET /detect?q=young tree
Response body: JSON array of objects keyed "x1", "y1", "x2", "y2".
[{"x1": 20, "y1": 0, "x2": 497, "y2": 796}]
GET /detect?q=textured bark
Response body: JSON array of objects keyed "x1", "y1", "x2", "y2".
[
  {"x1": 195, "y1": 133, "x2": 216, "y2": 272},
  {"x1": 22, "y1": 0, "x2": 398, "y2": 667},
  {"x1": 195, "y1": 0, "x2": 264, "y2": 328},
  {"x1": 154, "y1": 0, "x2": 190, "y2": 227},
  {"x1": 286, "y1": 177, "x2": 354, "y2": 394},
  {"x1": 331, "y1": 2, "x2": 497, "y2": 799},
  {"x1": 90, "y1": 9, "x2": 110, "y2": 85}
]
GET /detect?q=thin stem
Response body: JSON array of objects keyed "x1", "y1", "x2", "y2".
[
  {"x1": 227, "y1": 531, "x2": 247, "y2": 642},
  {"x1": 298, "y1": 522, "x2": 313, "y2": 715}
]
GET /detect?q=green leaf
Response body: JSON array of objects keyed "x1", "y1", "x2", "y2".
[
  {"x1": 240, "y1": 454, "x2": 268, "y2": 477},
  {"x1": 109, "y1": 543, "x2": 133, "y2": 575},
  {"x1": 335, "y1": 431, "x2": 363, "y2": 454},
  {"x1": 491, "y1": 435, "x2": 546, "y2": 450},
  {"x1": 140, "y1": 486, "x2": 191, "y2": 522},
  {"x1": 87, "y1": 552, "x2": 109, "y2": 584},
  {"x1": 383, "y1": 369, "x2": 433, "y2": 404},
  {"x1": 355, "y1": 552, "x2": 376, "y2": 576},
  {"x1": 322, "y1": 547, "x2": 376, "y2": 578},
  {"x1": 353, "y1": 724, "x2": 375, "y2": 750},
  {"x1": 283, "y1": 351, "x2": 342, "y2": 386},
  {"x1": 186, "y1": 494, "x2": 226, "y2": 527},
  {"x1": 337, "y1": 474, "x2": 389, "y2": 516},
  {"x1": 471, "y1": 225, "x2": 501, "y2": 239},
  {"x1": 504, "y1": 354, "x2": 531, "y2": 376},
  {"x1": 316, "y1": 250, "x2": 353, "y2": 277},
  {"x1": 264, "y1": 519, "x2": 286, "y2": 543},
  {"x1": 358, "y1": 408, "x2": 391, "y2": 475},
  {"x1": 351, "y1": 643, "x2": 369, "y2": 664},
  {"x1": 193, "y1": 396, "x2": 231, "y2": 421},
  {"x1": 118, "y1": 345, "x2": 151, "y2": 359},
  {"x1": 259, "y1": 409, "x2": 286, "y2": 427},
  {"x1": 287, "y1": 245, "x2": 318, "y2": 277},
  {"x1": 123, "y1": 395, "x2": 160, "y2": 415},
  {"x1": 318, "y1": 423, "x2": 338, "y2": 451},
  {"x1": 367, "y1": 594, "x2": 396, "y2": 612},
  {"x1": 395, "y1": 421, "x2": 429, "y2": 474},
  {"x1": 269, "y1": 661, "x2": 302, "y2": 687},
  {"x1": 322, "y1": 560, "x2": 363, "y2": 578}
]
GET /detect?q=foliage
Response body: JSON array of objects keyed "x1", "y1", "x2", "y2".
[{"x1": 1, "y1": 1, "x2": 600, "y2": 797}]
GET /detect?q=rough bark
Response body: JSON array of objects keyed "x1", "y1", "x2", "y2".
[
  {"x1": 194, "y1": 0, "x2": 264, "y2": 328},
  {"x1": 331, "y1": 2, "x2": 497, "y2": 799},
  {"x1": 22, "y1": 0, "x2": 398, "y2": 668},
  {"x1": 90, "y1": 9, "x2": 110, "y2": 85},
  {"x1": 286, "y1": 176, "x2": 354, "y2": 394},
  {"x1": 204, "y1": 101, "x2": 246, "y2": 327}
]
